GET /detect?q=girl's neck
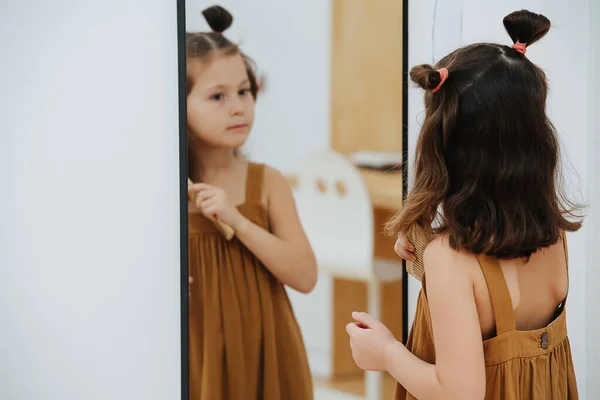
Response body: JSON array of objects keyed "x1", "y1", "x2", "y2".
[{"x1": 188, "y1": 144, "x2": 239, "y2": 183}]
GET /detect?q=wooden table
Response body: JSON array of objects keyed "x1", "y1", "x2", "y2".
[{"x1": 359, "y1": 168, "x2": 403, "y2": 211}]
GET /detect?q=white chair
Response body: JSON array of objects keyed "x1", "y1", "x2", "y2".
[{"x1": 292, "y1": 149, "x2": 402, "y2": 400}]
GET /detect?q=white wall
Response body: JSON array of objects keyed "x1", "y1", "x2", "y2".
[
  {"x1": 0, "y1": 1, "x2": 182, "y2": 399},
  {"x1": 585, "y1": 0, "x2": 600, "y2": 396},
  {"x1": 408, "y1": 1, "x2": 597, "y2": 397}
]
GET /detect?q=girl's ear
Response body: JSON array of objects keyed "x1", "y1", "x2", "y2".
[{"x1": 257, "y1": 75, "x2": 266, "y2": 94}]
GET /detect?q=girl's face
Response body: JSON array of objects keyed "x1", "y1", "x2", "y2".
[{"x1": 187, "y1": 53, "x2": 255, "y2": 150}]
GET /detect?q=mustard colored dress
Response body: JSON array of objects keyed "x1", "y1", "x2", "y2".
[
  {"x1": 395, "y1": 238, "x2": 578, "y2": 399},
  {"x1": 188, "y1": 162, "x2": 314, "y2": 400}
]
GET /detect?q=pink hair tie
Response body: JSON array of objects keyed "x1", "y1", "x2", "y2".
[
  {"x1": 512, "y1": 41, "x2": 527, "y2": 55},
  {"x1": 432, "y1": 68, "x2": 449, "y2": 93}
]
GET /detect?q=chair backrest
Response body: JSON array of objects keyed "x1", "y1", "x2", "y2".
[{"x1": 292, "y1": 150, "x2": 374, "y2": 280}]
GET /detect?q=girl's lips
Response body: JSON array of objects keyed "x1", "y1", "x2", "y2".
[
  {"x1": 227, "y1": 123, "x2": 248, "y2": 130},
  {"x1": 227, "y1": 124, "x2": 249, "y2": 134}
]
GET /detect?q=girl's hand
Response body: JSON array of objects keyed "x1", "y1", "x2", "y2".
[
  {"x1": 346, "y1": 312, "x2": 398, "y2": 371},
  {"x1": 394, "y1": 233, "x2": 415, "y2": 262},
  {"x1": 189, "y1": 183, "x2": 244, "y2": 229},
  {"x1": 188, "y1": 181, "x2": 202, "y2": 214}
]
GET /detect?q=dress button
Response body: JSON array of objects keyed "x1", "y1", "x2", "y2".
[{"x1": 540, "y1": 332, "x2": 549, "y2": 349}]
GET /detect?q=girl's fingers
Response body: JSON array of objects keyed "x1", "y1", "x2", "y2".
[
  {"x1": 199, "y1": 198, "x2": 218, "y2": 211},
  {"x1": 202, "y1": 204, "x2": 218, "y2": 218},
  {"x1": 188, "y1": 183, "x2": 214, "y2": 195},
  {"x1": 396, "y1": 246, "x2": 416, "y2": 261},
  {"x1": 396, "y1": 236, "x2": 414, "y2": 252},
  {"x1": 195, "y1": 189, "x2": 216, "y2": 204}
]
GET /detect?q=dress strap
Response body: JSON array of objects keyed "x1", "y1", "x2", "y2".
[
  {"x1": 561, "y1": 231, "x2": 570, "y2": 307},
  {"x1": 244, "y1": 162, "x2": 265, "y2": 204},
  {"x1": 476, "y1": 254, "x2": 516, "y2": 335}
]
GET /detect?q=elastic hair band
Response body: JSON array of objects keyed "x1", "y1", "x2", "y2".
[
  {"x1": 432, "y1": 68, "x2": 449, "y2": 93},
  {"x1": 512, "y1": 41, "x2": 527, "y2": 55}
]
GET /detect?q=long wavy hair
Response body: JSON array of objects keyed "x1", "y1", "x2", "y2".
[{"x1": 386, "y1": 10, "x2": 584, "y2": 259}]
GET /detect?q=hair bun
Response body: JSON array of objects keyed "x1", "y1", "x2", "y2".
[
  {"x1": 410, "y1": 64, "x2": 442, "y2": 91},
  {"x1": 202, "y1": 5, "x2": 233, "y2": 33},
  {"x1": 503, "y1": 10, "x2": 550, "y2": 48}
]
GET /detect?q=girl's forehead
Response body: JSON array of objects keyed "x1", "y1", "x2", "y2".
[{"x1": 188, "y1": 53, "x2": 247, "y2": 88}]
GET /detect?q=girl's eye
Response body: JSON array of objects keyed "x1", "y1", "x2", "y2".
[
  {"x1": 239, "y1": 88, "x2": 251, "y2": 96},
  {"x1": 210, "y1": 93, "x2": 224, "y2": 101}
]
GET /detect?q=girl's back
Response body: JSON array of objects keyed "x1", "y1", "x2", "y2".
[
  {"x1": 394, "y1": 235, "x2": 578, "y2": 399},
  {"x1": 471, "y1": 239, "x2": 569, "y2": 339}
]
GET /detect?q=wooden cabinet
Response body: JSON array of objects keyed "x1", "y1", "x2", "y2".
[{"x1": 331, "y1": 0, "x2": 404, "y2": 155}]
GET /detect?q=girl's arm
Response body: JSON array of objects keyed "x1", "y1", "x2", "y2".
[
  {"x1": 234, "y1": 165, "x2": 317, "y2": 293},
  {"x1": 385, "y1": 237, "x2": 486, "y2": 399}
]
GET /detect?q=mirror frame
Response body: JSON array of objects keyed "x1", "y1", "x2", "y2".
[
  {"x1": 176, "y1": 0, "x2": 188, "y2": 399},
  {"x1": 176, "y1": 1, "x2": 410, "y2": 397},
  {"x1": 401, "y1": 0, "x2": 409, "y2": 343}
]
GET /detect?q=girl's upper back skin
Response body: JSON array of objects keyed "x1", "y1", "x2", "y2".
[{"x1": 428, "y1": 235, "x2": 569, "y2": 340}]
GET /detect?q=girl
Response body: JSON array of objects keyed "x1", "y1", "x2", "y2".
[
  {"x1": 186, "y1": 6, "x2": 316, "y2": 399},
  {"x1": 346, "y1": 10, "x2": 582, "y2": 399}
]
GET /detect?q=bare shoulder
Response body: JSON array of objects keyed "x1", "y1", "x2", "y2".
[
  {"x1": 260, "y1": 163, "x2": 310, "y2": 242},
  {"x1": 259, "y1": 164, "x2": 296, "y2": 209},
  {"x1": 262, "y1": 163, "x2": 290, "y2": 195},
  {"x1": 423, "y1": 234, "x2": 479, "y2": 282},
  {"x1": 262, "y1": 164, "x2": 290, "y2": 189}
]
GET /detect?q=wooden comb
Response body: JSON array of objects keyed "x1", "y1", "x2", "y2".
[
  {"x1": 187, "y1": 178, "x2": 235, "y2": 240},
  {"x1": 407, "y1": 226, "x2": 434, "y2": 281}
]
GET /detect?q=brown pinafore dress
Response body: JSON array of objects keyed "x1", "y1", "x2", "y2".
[
  {"x1": 188, "y1": 163, "x2": 314, "y2": 400},
  {"x1": 394, "y1": 236, "x2": 578, "y2": 399}
]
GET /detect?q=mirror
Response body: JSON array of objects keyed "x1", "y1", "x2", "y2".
[{"x1": 180, "y1": 1, "x2": 408, "y2": 399}]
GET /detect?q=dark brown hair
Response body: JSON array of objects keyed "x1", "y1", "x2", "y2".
[
  {"x1": 185, "y1": 5, "x2": 258, "y2": 99},
  {"x1": 387, "y1": 10, "x2": 584, "y2": 259}
]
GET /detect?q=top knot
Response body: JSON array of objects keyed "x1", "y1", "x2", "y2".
[
  {"x1": 503, "y1": 10, "x2": 551, "y2": 54},
  {"x1": 202, "y1": 5, "x2": 233, "y2": 33},
  {"x1": 410, "y1": 64, "x2": 447, "y2": 92}
]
